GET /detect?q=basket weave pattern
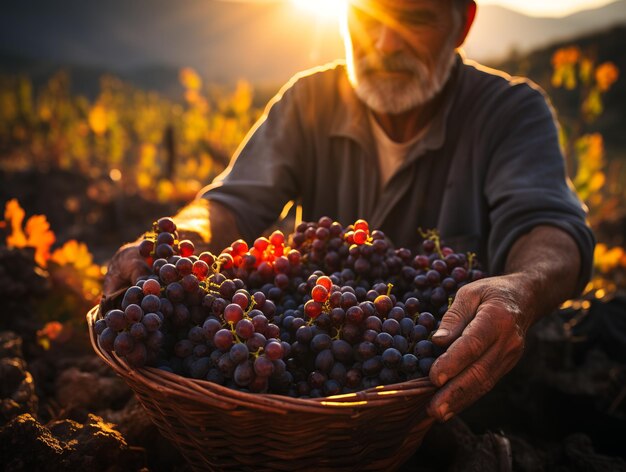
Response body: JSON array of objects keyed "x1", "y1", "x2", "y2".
[{"x1": 88, "y1": 305, "x2": 436, "y2": 471}]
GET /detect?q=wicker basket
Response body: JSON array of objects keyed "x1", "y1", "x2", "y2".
[{"x1": 87, "y1": 305, "x2": 437, "y2": 472}]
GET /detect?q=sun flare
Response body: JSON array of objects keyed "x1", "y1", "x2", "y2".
[{"x1": 292, "y1": 0, "x2": 348, "y2": 22}]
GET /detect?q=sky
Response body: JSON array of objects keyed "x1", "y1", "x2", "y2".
[{"x1": 477, "y1": 0, "x2": 620, "y2": 17}]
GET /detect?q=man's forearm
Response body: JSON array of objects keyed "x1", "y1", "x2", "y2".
[
  {"x1": 172, "y1": 198, "x2": 242, "y2": 254},
  {"x1": 504, "y1": 225, "x2": 582, "y2": 330}
]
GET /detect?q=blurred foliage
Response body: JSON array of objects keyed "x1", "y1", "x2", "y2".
[
  {"x1": 552, "y1": 46, "x2": 625, "y2": 298},
  {"x1": 0, "y1": 68, "x2": 261, "y2": 203},
  {"x1": 1, "y1": 199, "x2": 104, "y2": 346}
]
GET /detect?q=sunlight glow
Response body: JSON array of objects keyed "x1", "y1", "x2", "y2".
[{"x1": 292, "y1": 0, "x2": 347, "y2": 21}]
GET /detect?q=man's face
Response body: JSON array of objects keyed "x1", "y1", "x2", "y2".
[{"x1": 343, "y1": 0, "x2": 462, "y2": 114}]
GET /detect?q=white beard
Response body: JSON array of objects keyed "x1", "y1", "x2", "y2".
[{"x1": 346, "y1": 40, "x2": 458, "y2": 115}]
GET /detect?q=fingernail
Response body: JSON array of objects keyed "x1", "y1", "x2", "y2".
[
  {"x1": 432, "y1": 328, "x2": 449, "y2": 339},
  {"x1": 438, "y1": 402, "x2": 449, "y2": 419},
  {"x1": 443, "y1": 411, "x2": 455, "y2": 422},
  {"x1": 437, "y1": 373, "x2": 447, "y2": 386}
]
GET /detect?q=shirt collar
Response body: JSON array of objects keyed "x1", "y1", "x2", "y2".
[{"x1": 330, "y1": 54, "x2": 464, "y2": 155}]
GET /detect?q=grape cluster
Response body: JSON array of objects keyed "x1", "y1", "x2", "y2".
[{"x1": 97, "y1": 216, "x2": 485, "y2": 397}]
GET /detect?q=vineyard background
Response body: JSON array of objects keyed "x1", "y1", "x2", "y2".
[{"x1": 0, "y1": 4, "x2": 625, "y2": 472}]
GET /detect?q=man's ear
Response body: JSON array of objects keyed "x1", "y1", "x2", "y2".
[{"x1": 456, "y1": 1, "x2": 477, "y2": 48}]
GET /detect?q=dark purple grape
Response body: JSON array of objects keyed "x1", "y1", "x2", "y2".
[
  {"x1": 130, "y1": 322, "x2": 147, "y2": 340},
  {"x1": 174, "y1": 339, "x2": 194, "y2": 358},
  {"x1": 206, "y1": 368, "x2": 225, "y2": 384},
  {"x1": 362, "y1": 356, "x2": 383, "y2": 377},
  {"x1": 374, "y1": 295, "x2": 393, "y2": 316},
  {"x1": 190, "y1": 357, "x2": 212, "y2": 379},
  {"x1": 114, "y1": 332, "x2": 135, "y2": 356},
  {"x1": 235, "y1": 318, "x2": 255, "y2": 340},
  {"x1": 229, "y1": 343, "x2": 250, "y2": 364},
  {"x1": 126, "y1": 342, "x2": 148, "y2": 367},
  {"x1": 254, "y1": 356, "x2": 275, "y2": 377},
  {"x1": 417, "y1": 312, "x2": 436, "y2": 332},
  {"x1": 166, "y1": 282, "x2": 185, "y2": 303},
  {"x1": 234, "y1": 360, "x2": 255, "y2": 386},
  {"x1": 173, "y1": 303, "x2": 190, "y2": 325},
  {"x1": 105, "y1": 309, "x2": 126, "y2": 331},
  {"x1": 392, "y1": 335, "x2": 409, "y2": 354},
  {"x1": 246, "y1": 333, "x2": 267, "y2": 352},
  {"x1": 188, "y1": 326, "x2": 204, "y2": 343},
  {"x1": 382, "y1": 348, "x2": 402, "y2": 368},
  {"x1": 138, "y1": 239, "x2": 155, "y2": 258},
  {"x1": 401, "y1": 354, "x2": 419, "y2": 374},
  {"x1": 382, "y1": 318, "x2": 401, "y2": 336},
  {"x1": 412, "y1": 324, "x2": 429, "y2": 342},
  {"x1": 323, "y1": 379, "x2": 342, "y2": 396},
  {"x1": 202, "y1": 318, "x2": 222, "y2": 340},
  {"x1": 142, "y1": 313, "x2": 161, "y2": 332},
  {"x1": 159, "y1": 263, "x2": 178, "y2": 285},
  {"x1": 345, "y1": 368, "x2": 362, "y2": 388},
  {"x1": 356, "y1": 341, "x2": 377, "y2": 360},
  {"x1": 264, "y1": 341, "x2": 284, "y2": 361},
  {"x1": 94, "y1": 319, "x2": 107, "y2": 335},
  {"x1": 419, "y1": 357, "x2": 435, "y2": 375},
  {"x1": 156, "y1": 243, "x2": 175, "y2": 259},
  {"x1": 345, "y1": 305, "x2": 364, "y2": 324},
  {"x1": 375, "y1": 332, "x2": 394, "y2": 350},
  {"x1": 415, "y1": 340, "x2": 434, "y2": 358},
  {"x1": 141, "y1": 294, "x2": 161, "y2": 313},
  {"x1": 379, "y1": 367, "x2": 399, "y2": 385},
  {"x1": 331, "y1": 339, "x2": 353, "y2": 363},
  {"x1": 99, "y1": 327, "x2": 116, "y2": 351},
  {"x1": 310, "y1": 333, "x2": 332, "y2": 353},
  {"x1": 214, "y1": 329, "x2": 234, "y2": 351},
  {"x1": 181, "y1": 274, "x2": 199, "y2": 293},
  {"x1": 124, "y1": 303, "x2": 144, "y2": 324}
]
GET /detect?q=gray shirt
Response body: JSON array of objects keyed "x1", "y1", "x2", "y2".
[{"x1": 201, "y1": 56, "x2": 595, "y2": 292}]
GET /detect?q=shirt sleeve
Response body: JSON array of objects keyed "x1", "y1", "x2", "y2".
[
  {"x1": 484, "y1": 82, "x2": 595, "y2": 295},
  {"x1": 199, "y1": 80, "x2": 308, "y2": 242}
]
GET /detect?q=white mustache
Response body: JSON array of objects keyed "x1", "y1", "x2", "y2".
[{"x1": 357, "y1": 53, "x2": 426, "y2": 76}]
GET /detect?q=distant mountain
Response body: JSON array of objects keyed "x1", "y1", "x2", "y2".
[
  {"x1": 1, "y1": 0, "x2": 625, "y2": 89},
  {"x1": 464, "y1": 0, "x2": 626, "y2": 60}
]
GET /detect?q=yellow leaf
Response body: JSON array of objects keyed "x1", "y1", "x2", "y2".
[
  {"x1": 588, "y1": 172, "x2": 605, "y2": 192},
  {"x1": 88, "y1": 103, "x2": 108, "y2": 135},
  {"x1": 179, "y1": 67, "x2": 202, "y2": 91},
  {"x1": 51, "y1": 240, "x2": 94, "y2": 270}
]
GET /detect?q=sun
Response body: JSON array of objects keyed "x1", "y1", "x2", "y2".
[{"x1": 292, "y1": 0, "x2": 348, "y2": 22}]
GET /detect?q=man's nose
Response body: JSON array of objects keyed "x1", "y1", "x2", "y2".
[{"x1": 375, "y1": 23, "x2": 404, "y2": 55}]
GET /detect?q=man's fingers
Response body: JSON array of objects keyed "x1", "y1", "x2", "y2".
[
  {"x1": 427, "y1": 345, "x2": 517, "y2": 422},
  {"x1": 431, "y1": 285, "x2": 480, "y2": 347},
  {"x1": 429, "y1": 313, "x2": 498, "y2": 387}
]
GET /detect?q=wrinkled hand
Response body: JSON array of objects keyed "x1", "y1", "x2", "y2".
[
  {"x1": 427, "y1": 273, "x2": 532, "y2": 422},
  {"x1": 102, "y1": 243, "x2": 151, "y2": 298}
]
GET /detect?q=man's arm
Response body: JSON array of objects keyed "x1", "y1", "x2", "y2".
[
  {"x1": 427, "y1": 225, "x2": 581, "y2": 421},
  {"x1": 102, "y1": 199, "x2": 241, "y2": 297}
]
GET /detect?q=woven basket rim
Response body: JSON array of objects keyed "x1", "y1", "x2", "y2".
[{"x1": 87, "y1": 304, "x2": 437, "y2": 416}]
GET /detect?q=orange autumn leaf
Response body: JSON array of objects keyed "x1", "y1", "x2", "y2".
[
  {"x1": 4, "y1": 199, "x2": 56, "y2": 267},
  {"x1": 24, "y1": 215, "x2": 56, "y2": 267},
  {"x1": 38, "y1": 321, "x2": 64, "y2": 341},
  {"x1": 595, "y1": 62, "x2": 619, "y2": 92},
  {"x1": 5, "y1": 198, "x2": 28, "y2": 247}
]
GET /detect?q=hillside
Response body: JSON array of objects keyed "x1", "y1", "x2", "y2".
[{"x1": 1, "y1": 0, "x2": 625, "y2": 86}]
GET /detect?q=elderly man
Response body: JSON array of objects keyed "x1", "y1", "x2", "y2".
[{"x1": 104, "y1": 0, "x2": 594, "y2": 423}]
